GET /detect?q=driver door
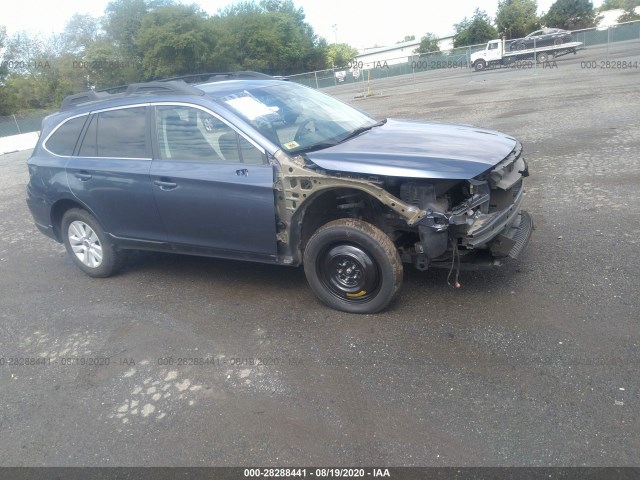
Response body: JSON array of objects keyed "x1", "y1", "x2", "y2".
[{"x1": 150, "y1": 105, "x2": 278, "y2": 258}]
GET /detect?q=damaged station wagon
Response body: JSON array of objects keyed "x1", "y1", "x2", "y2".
[{"x1": 27, "y1": 72, "x2": 533, "y2": 313}]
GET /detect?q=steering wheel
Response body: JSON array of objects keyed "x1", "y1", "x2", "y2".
[{"x1": 294, "y1": 117, "x2": 319, "y2": 143}]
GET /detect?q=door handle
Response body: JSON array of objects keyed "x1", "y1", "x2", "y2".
[
  {"x1": 74, "y1": 171, "x2": 92, "y2": 181},
  {"x1": 153, "y1": 179, "x2": 178, "y2": 190},
  {"x1": 236, "y1": 168, "x2": 249, "y2": 176}
]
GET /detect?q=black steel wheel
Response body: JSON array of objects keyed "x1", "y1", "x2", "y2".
[{"x1": 303, "y1": 219, "x2": 402, "y2": 314}]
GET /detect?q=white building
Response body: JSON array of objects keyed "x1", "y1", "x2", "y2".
[
  {"x1": 354, "y1": 36, "x2": 455, "y2": 69},
  {"x1": 596, "y1": 7, "x2": 640, "y2": 27}
]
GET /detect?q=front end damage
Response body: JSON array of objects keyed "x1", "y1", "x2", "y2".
[
  {"x1": 401, "y1": 142, "x2": 533, "y2": 270},
  {"x1": 273, "y1": 141, "x2": 532, "y2": 272}
]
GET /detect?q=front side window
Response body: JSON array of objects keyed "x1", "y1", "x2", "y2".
[
  {"x1": 155, "y1": 105, "x2": 265, "y2": 164},
  {"x1": 45, "y1": 115, "x2": 87, "y2": 156}
]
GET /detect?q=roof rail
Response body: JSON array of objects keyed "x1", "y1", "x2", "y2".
[
  {"x1": 125, "y1": 80, "x2": 205, "y2": 96},
  {"x1": 59, "y1": 71, "x2": 276, "y2": 110},
  {"x1": 158, "y1": 71, "x2": 275, "y2": 84},
  {"x1": 60, "y1": 80, "x2": 205, "y2": 110},
  {"x1": 60, "y1": 91, "x2": 111, "y2": 110}
]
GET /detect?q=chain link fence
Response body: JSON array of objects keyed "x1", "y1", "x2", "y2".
[
  {"x1": 0, "y1": 112, "x2": 49, "y2": 138},
  {"x1": 289, "y1": 20, "x2": 640, "y2": 90}
]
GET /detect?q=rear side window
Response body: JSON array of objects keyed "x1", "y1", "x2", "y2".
[
  {"x1": 45, "y1": 116, "x2": 87, "y2": 156},
  {"x1": 96, "y1": 107, "x2": 148, "y2": 158},
  {"x1": 77, "y1": 107, "x2": 148, "y2": 158}
]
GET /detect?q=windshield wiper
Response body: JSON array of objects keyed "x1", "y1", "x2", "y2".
[
  {"x1": 338, "y1": 118, "x2": 387, "y2": 143},
  {"x1": 296, "y1": 118, "x2": 387, "y2": 153}
]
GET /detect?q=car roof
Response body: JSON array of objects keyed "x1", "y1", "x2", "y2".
[
  {"x1": 197, "y1": 79, "x2": 291, "y2": 96},
  {"x1": 57, "y1": 72, "x2": 286, "y2": 114}
]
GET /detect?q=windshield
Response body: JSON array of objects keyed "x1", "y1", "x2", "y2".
[{"x1": 207, "y1": 82, "x2": 378, "y2": 153}]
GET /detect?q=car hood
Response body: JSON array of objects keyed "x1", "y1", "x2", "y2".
[{"x1": 304, "y1": 119, "x2": 517, "y2": 179}]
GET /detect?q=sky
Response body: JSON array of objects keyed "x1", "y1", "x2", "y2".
[{"x1": 2, "y1": 0, "x2": 607, "y2": 49}]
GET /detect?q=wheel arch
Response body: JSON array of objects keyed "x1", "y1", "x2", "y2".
[
  {"x1": 273, "y1": 153, "x2": 425, "y2": 265},
  {"x1": 291, "y1": 187, "x2": 392, "y2": 256},
  {"x1": 50, "y1": 197, "x2": 96, "y2": 242}
]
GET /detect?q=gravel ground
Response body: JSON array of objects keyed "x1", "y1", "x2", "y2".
[{"x1": 0, "y1": 41, "x2": 638, "y2": 467}]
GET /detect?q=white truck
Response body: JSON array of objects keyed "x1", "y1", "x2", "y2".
[{"x1": 470, "y1": 38, "x2": 583, "y2": 71}]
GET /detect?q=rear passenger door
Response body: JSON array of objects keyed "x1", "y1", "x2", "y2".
[
  {"x1": 150, "y1": 105, "x2": 277, "y2": 257},
  {"x1": 66, "y1": 105, "x2": 167, "y2": 242}
]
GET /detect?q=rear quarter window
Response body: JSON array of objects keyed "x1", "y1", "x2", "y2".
[{"x1": 44, "y1": 116, "x2": 88, "y2": 156}]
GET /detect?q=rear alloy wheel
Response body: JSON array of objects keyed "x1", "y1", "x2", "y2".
[
  {"x1": 554, "y1": 38, "x2": 564, "y2": 46},
  {"x1": 303, "y1": 219, "x2": 403, "y2": 314},
  {"x1": 61, "y1": 208, "x2": 121, "y2": 278}
]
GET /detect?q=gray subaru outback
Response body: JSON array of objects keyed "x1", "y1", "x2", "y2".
[{"x1": 27, "y1": 72, "x2": 532, "y2": 313}]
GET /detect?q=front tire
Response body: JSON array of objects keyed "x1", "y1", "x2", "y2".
[
  {"x1": 61, "y1": 208, "x2": 121, "y2": 278},
  {"x1": 303, "y1": 219, "x2": 403, "y2": 314},
  {"x1": 474, "y1": 59, "x2": 486, "y2": 72}
]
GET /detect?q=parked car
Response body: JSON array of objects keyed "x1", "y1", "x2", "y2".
[
  {"x1": 510, "y1": 28, "x2": 572, "y2": 51},
  {"x1": 26, "y1": 72, "x2": 533, "y2": 314}
]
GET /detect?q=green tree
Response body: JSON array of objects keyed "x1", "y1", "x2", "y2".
[
  {"x1": 3, "y1": 31, "x2": 49, "y2": 76},
  {"x1": 453, "y1": 9, "x2": 499, "y2": 47},
  {"x1": 0, "y1": 29, "x2": 89, "y2": 112},
  {"x1": 597, "y1": 0, "x2": 640, "y2": 10},
  {"x1": 617, "y1": 8, "x2": 640, "y2": 20},
  {"x1": 617, "y1": 0, "x2": 640, "y2": 20},
  {"x1": 415, "y1": 33, "x2": 441, "y2": 54},
  {"x1": 0, "y1": 26, "x2": 7, "y2": 76},
  {"x1": 63, "y1": 14, "x2": 100, "y2": 55},
  {"x1": 214, "y1": 0, "x2": 328, "y2": 74},
  {"x1": 0, "y1": 26, "x2": 11, "y2": 115},
  {"x1": 496, "y1": 0, "x2": 540, "y2": 39},
  {"x1": 598, "y1": 0, "x2": 627, "y2": 11},
  {"x1": 84, "y1": 38, "x2": 142, "y2": 89},
  {"x1": 136, "y1": 4, "x2": 212, "y2": 78},
  {"x1": 397, "y1": 35, "x2": 416, "y2": 43},
  {"x1": 543, "y1": 0, "x2": 597, "y2": 29},
  {"x1": 326, "y1": 43, "x2": 358, "y2": 67},
  {"x1": 104, "y1": 0, "x2": 149, "y2": 58}
]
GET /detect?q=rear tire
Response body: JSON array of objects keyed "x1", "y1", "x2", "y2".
[
  {"x1": 536, "y1": 52, "x2": 549, "y2": 63},
  {"x1": 303, "y1": 219, "x2": 403, "y2": 314},
  {"x1": 61, "y1": 208, "x2": 121, "y2": 278}
]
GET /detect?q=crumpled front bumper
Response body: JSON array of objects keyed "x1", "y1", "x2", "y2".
[{"x1": 425, "y1": 143, "x2": 534, "y2": 269}]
